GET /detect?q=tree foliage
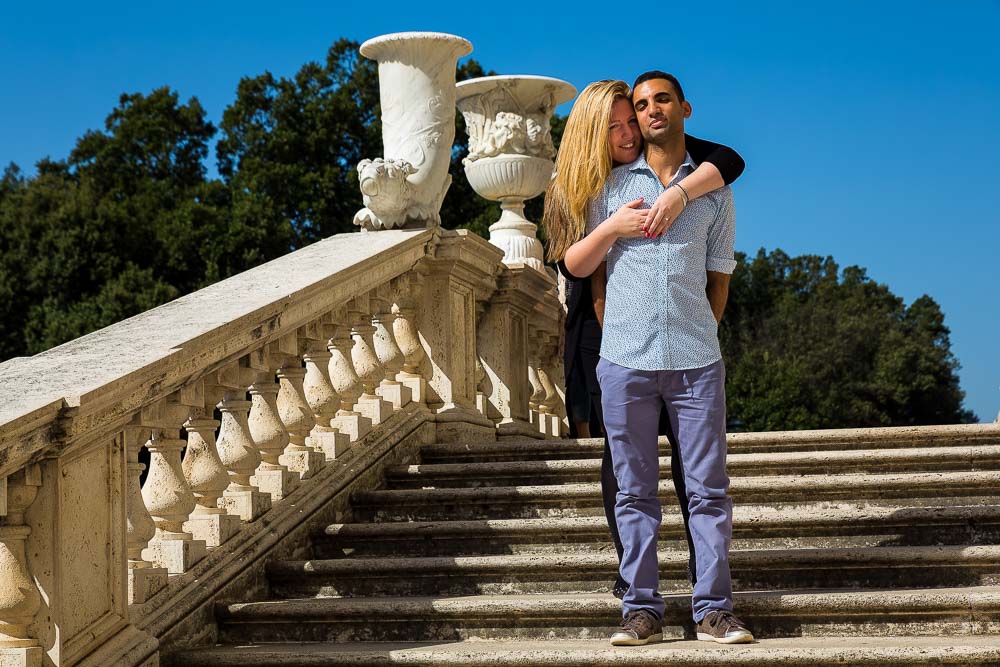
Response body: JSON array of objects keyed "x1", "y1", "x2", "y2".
[
  {"x1": 0, "y1": 39, "x2": 975, "y2": 427},
  {"x1": 720, "y1": 249, "x2": 976, "y2": 429}
]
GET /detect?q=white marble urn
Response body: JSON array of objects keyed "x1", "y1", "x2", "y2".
[
  {"x1": 457, "y1": 75, "x2": 576, "y2": 270},
  {"x1": 354, "y1": 32, "x2": 473, "y2": 231}
]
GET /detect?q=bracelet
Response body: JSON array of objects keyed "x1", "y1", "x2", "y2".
[{"x1": 671, "y1": 182, "x2": 690, "y2": 207}]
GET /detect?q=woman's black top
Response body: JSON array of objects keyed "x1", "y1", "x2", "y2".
[{"x1": 559, "y1": 135, "x2": 745, "y2": 380}]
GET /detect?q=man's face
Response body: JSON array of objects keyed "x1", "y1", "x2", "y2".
[
  {"x1": 632, "y1": 78, "x2": 692, "y2": 145},
  {"x1": 607, "y1": 98, "x2": 642, "y2": 165}
]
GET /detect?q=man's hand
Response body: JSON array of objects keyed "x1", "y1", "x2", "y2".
[
  {"x1": 645, "y1": 187, "x2": 686, "y2": 238},
  {"x1": 602, "y1": 198, "x2": 649, "y2": 239}
]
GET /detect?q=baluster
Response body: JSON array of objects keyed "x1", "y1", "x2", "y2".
[
  {"x1": 372, "y1": 285, "x2": 412, "y2": 409},
  {"x1": 0, "y1": 465, "x2": 43, "y2": 665},
  {"x1": 140, "y1": 397, "x2": 207, "y2": 574},
  {"x1": 125, "y1": 423, "x2": 168, "y2": 605},
  {"x1": 328, "y1": 309, "x2": 374, "y2": 441},
  {"x1": 350, "y1": 295, "x2": 393, "y2": 425},
  {"x1": 303, "y1": 318, "x2": 351, "y2": 460},
  {"x1": 536, "y1": 332, "x2": 562, "y2": 438},
  {"x1": 527, "y1": 332, "x2": 546, "y2": 433},
  {"x1": 214, "y1": 360, "x2": 272, "y2": 521},
  {"x1": 544, "y1": 332, "x2": 569, "y2": 437},
  {"x1": 476, "y1": 264, "x2": 549, "y2": 439},
  {"x1": 275, "y1": 332, "x2": 325, "y2": 479},
  {"x1": 248, "y1": 346, "x2": 299, "y2": 500},
  {"x1": 181, "y1": 379, "x2": 242, "y2": 547},
  {"x1": 392, "y1": 272, "x2": 430, "y2": 405},
  {"x1": 474, "y1": 301, "x2": 500, "y2": 424}
]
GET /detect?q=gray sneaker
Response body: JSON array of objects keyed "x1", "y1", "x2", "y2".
[
  {"x1": 696, "y1": 610, "x2": 754, "y2": 644},
  {"x1": 610, "y1": 609, "x2": 663, "y2": 646}
]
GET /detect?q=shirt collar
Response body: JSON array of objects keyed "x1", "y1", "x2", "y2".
[{"x1": 626, "y1": 151, "x2": 698, "y2": 177}]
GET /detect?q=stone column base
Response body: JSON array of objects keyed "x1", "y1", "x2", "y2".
[
  {"x1": 0, "y1": 646, "x2": 43, "y2": 667},
  {"x1": 497, "y1": 418, "x2": 544, "y2": 440},
  {"x1": 220, "y1": 487, "x2": 272, "y2": 521},
  {"x1": 128, "y1": 565, "x2": 168, "y2": 604},
  {"x1": 332, "y1": 412, "x2": 373, "y2": 441},
  {"x1": 356, "y1": 396, "x2": 393, "y2": 425},
  {"x1": 252, "y1": 465, "x2": 300, "y2": 500},
  {"x1": 377, "y1": 382, "x2": 412, "y2": 409},
  {"x1": 539, "y1": 412, "x2": 562, "y2": 438},
  {"x1": 184, "y1": 511, "x2": 242, "y2": 548},
  {"x1": 279, "y1": 448, "x2": 326, "y2": 479},
  {"x1": 309, "y1": 427, "x2": 351, "y2": 460},
  {"x1": 399, "y1": 374, "x2": 428, "y2": 405},
  {"x1": 435, "y1": 406, "x2": 497, "y2": 444},
  {"x1": 142, "y1": 537, "x2": 207, "y2": 574}
]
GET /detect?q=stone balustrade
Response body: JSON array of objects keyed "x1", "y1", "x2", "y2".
[{"x1": 0, "y1": 226, "x2": 566, "y2": 666}]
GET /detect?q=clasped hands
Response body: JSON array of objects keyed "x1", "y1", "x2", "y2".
[{"x1": 601, "y1": 186, "x2": 687, "y2": 239}]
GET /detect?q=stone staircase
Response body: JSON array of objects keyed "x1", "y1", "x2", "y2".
[{"x1": 173, "y1": 427, "x2": 1000, "y2": 665}]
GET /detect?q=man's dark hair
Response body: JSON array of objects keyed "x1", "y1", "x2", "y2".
[{"x1": 632, "y1": 70, "x2": 685, "y2": 103}]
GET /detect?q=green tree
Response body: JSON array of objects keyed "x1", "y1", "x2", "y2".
[
  {"x1": 0, "y1": 89, "x2": 232, "y2": 355},
  {"x1": 721, "y1": 249, "x2": 976, "y2": 430}
]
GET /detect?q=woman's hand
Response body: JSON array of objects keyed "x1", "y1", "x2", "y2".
[
  {"x1": 645, "y1": 187, "x2": 686, "y2": 238},
  {"x1": 602, "y1": 198, "x2": 648, "y2": 239}
]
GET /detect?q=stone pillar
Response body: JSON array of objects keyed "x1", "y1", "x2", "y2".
[
  {"x1": 419, "y1": 230, "x2": 503, "y2": 443},
  {"x1": 181, "y1": 405, "x2": 242, "y2": 548},
  {"x1": 350, "y1": 296, "x2": 394, "y2": 425},
  {"x1": 328, "y1": 310, "x2": 374, "y2": 442},
  {"x1": 124, "y1": 426, "x2": 168, "y2": 605},
  {"x1": 372, "y1": 285, "x2": 412, "y2": 409},
  {"x1": 140, "y1": 398, "x2": 207, "y2": 574},
  {"x1": 478, "y1": 264, "x2": 553, "y2": 439},
  {"x1": 527, "y1": 333, "x2": 545, "y2": 433},
  {"x1": 303, "y1": 321, "x2": 351, "y2": 461},
  {"x1": 0, "y1": 465, "x2": 43, "y2": 667},
  {"x1": 275, "y1": 337, "x2": 325, "y2": 479},
  {"x1": 248, "y1": 351, "x2": 299, "y2": 501},
  {"x1": 215, "y1": 362, "x2": 272, "y2": 521},
  {"x1": 536, "y1": 332, "x2": 563, "y2": 438},
  {"x1": 392, "y1": 273, "x2": 431, "y2": 405}
]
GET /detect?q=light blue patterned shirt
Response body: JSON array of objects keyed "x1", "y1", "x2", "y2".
[{"x1": 585, "y1": 153, "x2": 737, "y2": 371}]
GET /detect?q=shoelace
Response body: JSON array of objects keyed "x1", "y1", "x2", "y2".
[
  {"x1": 621, "y1": 612, "x2": 652, "y2": 633},
  {"x1": 707, "y1": 611, "x2": 742, "y2": 633}
]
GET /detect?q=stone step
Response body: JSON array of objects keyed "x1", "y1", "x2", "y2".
[
  {"x1": 420, "y1": 425, "x2": 1000, "y2": 462},
  {"x1": 170, "y1": 636, "x2": 1000, "y2": 667},
  {"x1": 317, "y1": 503, "x2": 1000, "y2": 557},
  {"x1": 215, "y1": 586, "x2": 1000, "y2": 643},
  {"x1": 269, "y1": 544, "x2": 1000, "y2": 597},
  {"x1": 351, "y1": 471, "x2": 1000, "y2": 521},
  {"x1": 387, "y1": 445, "x2": 1000, "y2": 488}
]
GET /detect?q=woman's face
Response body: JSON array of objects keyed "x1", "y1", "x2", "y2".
[{"x1": 608, "y1": 97, "x2": 642, "y2": 165}]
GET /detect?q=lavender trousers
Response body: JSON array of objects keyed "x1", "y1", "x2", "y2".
[{"x1": 597, "y1": 357, "x2": 734, "y2": 622}]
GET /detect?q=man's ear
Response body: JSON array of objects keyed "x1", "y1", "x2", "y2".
[{"x1": 683, "y1": 100, "x2": 693, "y2": 119}]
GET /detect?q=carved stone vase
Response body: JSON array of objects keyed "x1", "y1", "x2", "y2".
[
  {"x1": 456, "y1": 75, "x2": 576, "y2": 270},
  {"x1": 353, "y1": 32, "x2": 472, "y2": 231}
]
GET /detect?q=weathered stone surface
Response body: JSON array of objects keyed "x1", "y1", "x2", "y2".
[
  {"x1": 171, "y1": 637, "x2": 1000, "y2": 667},
  {"x1": 386, "y1": 443, "x2": 1000, "y2": 487}
]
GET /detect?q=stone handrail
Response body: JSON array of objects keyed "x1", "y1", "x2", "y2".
[{"x1": 0, "y1": 226, "x2": 566, "y2": 666}]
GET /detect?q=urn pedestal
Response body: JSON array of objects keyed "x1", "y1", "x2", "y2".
[{"x1": 457, "y1": 75, "x2": 577, "y2": 269}]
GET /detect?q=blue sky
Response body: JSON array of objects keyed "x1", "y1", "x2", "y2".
[{"x1": 2, "y1": 1, "x2": 998, "y2": 421}]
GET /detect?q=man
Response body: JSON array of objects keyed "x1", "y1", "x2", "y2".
[{"x1": 567, "y1": 71, "x2": 752, "y2": 646}]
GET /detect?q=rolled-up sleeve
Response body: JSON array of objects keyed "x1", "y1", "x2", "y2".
[{"x1": 706, "y1": 190, "x2": 737, "y2": 274}]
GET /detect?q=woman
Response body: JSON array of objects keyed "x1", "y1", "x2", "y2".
[{"x1": 544, "y1": 79, "x2": 744, "y2": 598}]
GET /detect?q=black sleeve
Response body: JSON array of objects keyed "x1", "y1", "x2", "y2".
[
  {"x1": 557, "y1": 259, "x2": 582, "y2": 282},
  {"x1": 684, "y1": 134, "x2": 745, "y2": 185}
]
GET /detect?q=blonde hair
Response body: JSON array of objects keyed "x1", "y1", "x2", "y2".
[{"x1": 544, "y1": 79, "x2": 631, "y2": 261}]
